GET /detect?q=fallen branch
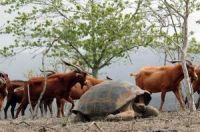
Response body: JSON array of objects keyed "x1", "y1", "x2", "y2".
[
  {"x1": 39, "y1": 125, "x2": 58, "y2": 132},
  {"x1": 12, "y1": 121, "x2": 31, "y2": 127},
  {"x1": 83, "y1": 122, "x2": 103, "y2": 132}
]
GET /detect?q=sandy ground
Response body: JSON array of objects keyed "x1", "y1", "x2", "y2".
[{"x1": 0, "y1": 110, "x2": 199, "y2": 132}]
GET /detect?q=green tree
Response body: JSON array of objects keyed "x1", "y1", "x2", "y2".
[{"x1": 0, "y1": 0, "x2": 154, "y2": 77}]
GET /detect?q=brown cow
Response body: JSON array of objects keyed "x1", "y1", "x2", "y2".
[
  {"x1": 4, "y1": 80, "x2": 26, "y2": 119},
  {"x1": 39, "y1": 75, "x2": 111, "y2": 117},
  {"x1": 130, "y1": 60, "x2": 197, "y2": 111},
  {"x1": 185, "y1": 66, "x2": 200, "y2": 108},
  {"x1": 4, "y1": 82, "x2": 54, "y2": 119},
  {"x1": 15, "y1": 61, "x2": 87, "y2": 118},
  {"x1": 191, "y1": 66, "x2": 200, "y2": 95},
  {"x1": 4, "y1": 71, "x2": 58, "y2": 119},
  {"x1": 69, "y1": 75, "x2": 105, "y2": 99},
  {"x1": 60, "y1": 75, "x2": 110, "y2": 116},
  {"x1": 0, "y1": 72, "x2": 10, "y2": 110},
  {"x1": 4, "y1": 80, "x2": 53, "y2": 119}
]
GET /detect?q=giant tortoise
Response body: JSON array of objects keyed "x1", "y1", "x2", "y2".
[{"x1": 72, "y1": 81, "x2": 159, "y2": 121}]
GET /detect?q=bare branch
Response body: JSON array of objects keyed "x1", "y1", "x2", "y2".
[
  {"x1": 64, "y1": 40, "x2": 93, "y2": 68},
  {"x1": 44, "y1": 38, "x2": 60, "y2": 55},
  {"x1": 164, "y1": 0, "x2": 184, "y2": 18},
  {"x1": 55, "y1": 8, "x2": 69, "y2": 19},
  {"x1": 83, "y1": 122, "x2": 103, "y2": 132},
  {"x1": 132, "y1": 0, "x2": 143, "y2": 16},
  {"x1": 32, "y1": 38, "x2": 59, "y2": 118}
]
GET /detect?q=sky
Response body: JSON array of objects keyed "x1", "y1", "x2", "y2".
[{"x1": 0, "y1": 2, "x2": 200, "y2": 112}]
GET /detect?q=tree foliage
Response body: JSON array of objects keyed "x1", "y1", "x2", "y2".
[{"x1": 0, "y1": 0, "x2": 155, "y2": 77}]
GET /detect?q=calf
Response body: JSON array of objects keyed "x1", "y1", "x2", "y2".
[
  {"x1": 15, "y1": 61, "x2": 87, "y2": 118},
  {"x1": 130, "y1": 60, "x2": 197, "y2": 111}
]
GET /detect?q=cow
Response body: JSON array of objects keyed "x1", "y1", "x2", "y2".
[
  {"x1": 4, "y1": 80, "x2": 54, "y2": 119},
  {"x1": 0, "y1": 72, "x2": 10, "y2": 110},
  {"x1": 130, "y1": 60, "x2": 198, "y2": 111},
  {"x1": 39, "y1": 75, "x2": 112, "y2": 117},
  {"x1": 4, "y1": 80, "x2": 26, "y2": 119},
  {"x1": 15, "y1": 60, "x2": 87, "y2": 118},
  {"x1": 185, "y1": 66, "x2": 200, "y2": 108},
  {"x1": 4, "y1": 71, "x2": 58, "y2": 119},
  {"x1": 60, "y1": 75, "x2": 112, "y2": 116}
]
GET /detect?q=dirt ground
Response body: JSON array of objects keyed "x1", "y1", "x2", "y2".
[{"x1": 0, "y1": 110, "x2": 200, "y2": 132}]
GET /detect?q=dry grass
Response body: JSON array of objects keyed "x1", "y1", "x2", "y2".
[{"x1": 0, "y1": 110, "x2": 200, "y2": 132}]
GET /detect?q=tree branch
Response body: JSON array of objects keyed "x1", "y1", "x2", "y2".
[
  {"x1": 99, "y1": 45, "x2": 136, "y2": 69},
  {"x1": 65, "y1": 41, "x2": 93, "y2": 68},
  {"x1": 132, "y1": 0, "x2": 143, "y2": 16},
  {"x1": 164, "y1": 0, "x2": 184, "y2": 18}
]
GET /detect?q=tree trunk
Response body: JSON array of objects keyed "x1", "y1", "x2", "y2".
[
  {"x1": 181, "y1": 0, "x2": 196, "y2": 111},
  {"x1": 164, "y1": 51, "x2": 167, "y2": 65},
  {"x1": 92, "y1": 68, "x2": 99, "y2": 78}
]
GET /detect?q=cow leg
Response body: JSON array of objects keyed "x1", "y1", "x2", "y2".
[
  {"x1": 56, "y1": 97, "x2": 61, "y2": 118},
  {"x1": 43, "y1": 102, "x2": 48, "y2": 117},
  {"x1": 159, "y1": 91, "x2": 166, "y2": 111},
  {"x1": 21, "y1": 102, "x2": 28, "y2": 116},
  {"x1": 66, "y1": 97, "x2": 74, "y2": 114},
  {"x1": 10, "y1": 102, "x2": 17, "y2": 119},
  {"x1": 196, "y1": 94, "x2": 200, "y2": 109},
  {"x1": 39, "y1": 101, "x2": 44, "y2": 117},
  {"x1": 60, "y1": 99, "x2": 65, "y2": 117},
  {"x1": 48, "y1": 102, "x2": 53, "y2": 117},
  {"x1": 4, "y1": 97, "x2": 12, "y2": 119},
  {"x1": 173, "y1": 88, "x2": 185, "y2": 110},
  {"x1": 15, "y1": 97, "x2": 28, "y2": 118}
]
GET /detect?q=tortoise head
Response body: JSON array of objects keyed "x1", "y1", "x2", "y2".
[{"x1": 134, "y1": 91, "x2": 151, "y2": 105}]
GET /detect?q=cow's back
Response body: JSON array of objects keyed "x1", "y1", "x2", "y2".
[{"x1": 135, "y1": 67, "x2": 170, "y2": 93}]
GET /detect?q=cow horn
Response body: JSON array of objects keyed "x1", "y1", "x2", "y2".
[
  {"x1": 40, "y1": 69, "x2": 56, "y2": 74},
  {"x1": 168, "y1": 60, "x2": 181, "y2": 64},
  {"x1": 169, "y1": 60, "x2": 193, "y2": 66},
  {"x1": 185, "y1": 60, "x2": 192, "y2": 66},
  {"x1": 106, "y1": 76, "x2": 112, "y2": 80},
  {"x1": 61, "y1": 59, "x2": 82, "y2": 72},
  {"x1": 40, "y1": 69, "x2": 56, "y2": 76}
]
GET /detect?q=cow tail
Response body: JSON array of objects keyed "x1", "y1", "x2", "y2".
[
  {"x1": 27, "y1": 83, "x2": 34, "y2": 115},
  {"x1": 129, "y1": 73, "x2": 137, "y2": 77}
]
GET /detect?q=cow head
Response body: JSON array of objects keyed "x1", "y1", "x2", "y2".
[
  {"x1": 0, "y1": 72, "x2": 10, "y2": 110},
  {"x1": 75, "y1": 71, "x2": 87, "y2": 88},
  {"x1": 170, "y1": 60, "x2": 198, "y2": 82},
  {"x1": 186, "y1": 60, "x2": 198, "y2": 82},
  {"x1": 61, "y1": 59, "x2": 87, "y2": 89}
]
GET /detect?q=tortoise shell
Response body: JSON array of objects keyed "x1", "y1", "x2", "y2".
[{"x1": 73, "y1": 81, "x2": 151, "y2": 117}]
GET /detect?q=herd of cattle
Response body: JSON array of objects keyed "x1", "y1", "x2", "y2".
[{"x1": 0, "y1": 59, "x2": 199, "y2": 119}]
